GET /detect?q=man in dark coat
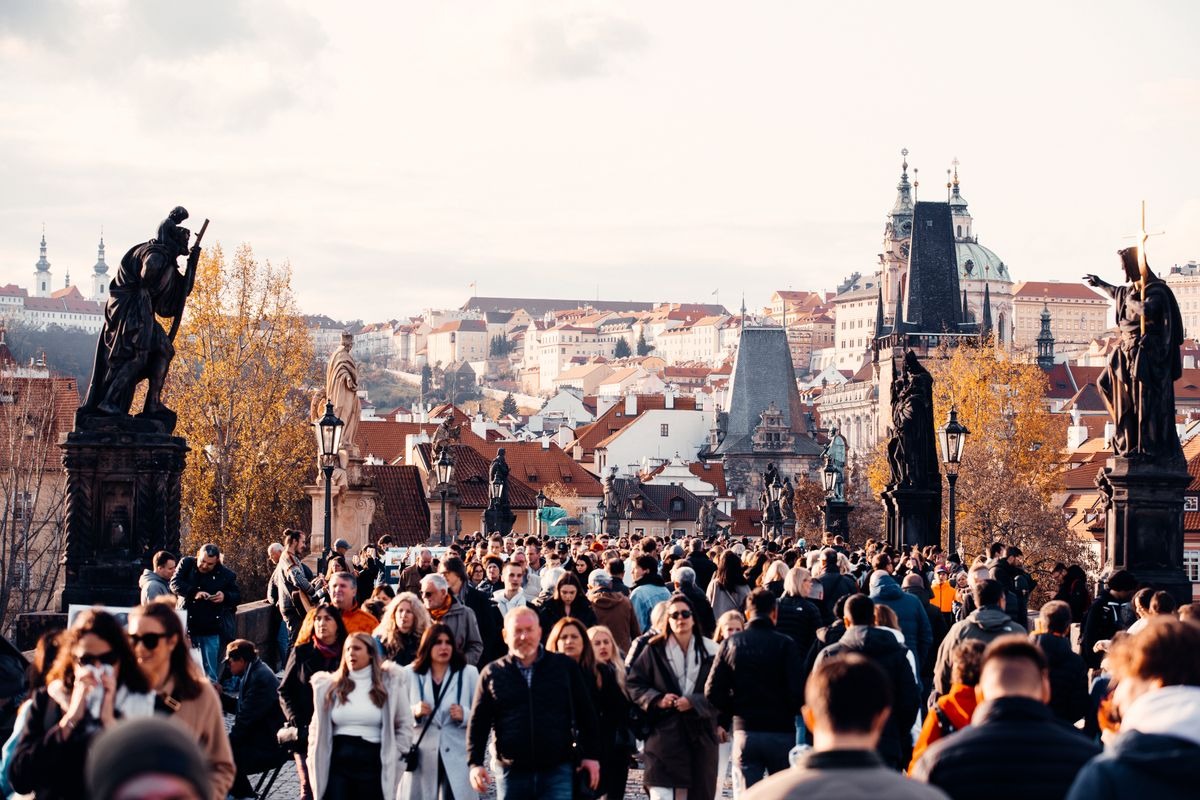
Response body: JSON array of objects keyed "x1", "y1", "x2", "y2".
[
  {"x1": 912, "y1": 637, "x2": 1100, "y2": 800},
  {"x1": 1033, "y1": 600, "x2": 1090, "y2": 725},
  {"x1": 816, "y1": 550, "x2": 857, "y2": 622},
  {"x1": 222, "y1": 640, "x2": 286, "y2": 799},
  {"x1": 814, "y1": 595, "x2": 919, "y2": 769},
  {"x1": 439, "y1": 556, "x2": 504, "y2": 664},
  {"x1": 686, "y1": 538, "x2": 718, "y2": 591},
  {"x1": 170, "y1": 543, "x2": 240, "y2": 680},
  {"x1": 902, "y1": 572, "x2": 947, "y2": 688},
  {"x1": 1081, "y1": 569, "x2": 1138, "y2": 670}
]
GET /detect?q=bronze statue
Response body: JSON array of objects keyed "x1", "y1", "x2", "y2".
[
  {"x1": 780, "y1": 477, "x2": 795, "y2": 520},
  {"x1": 82, "y1": 207, "x2": 206, "y2": 430},
  {"x1": 885, "y1": 350, "x2": 939, "y2": 490},
  {"x1": 1085, "y1": 248, "x2": 1186, "y2": 469},
  {"x1": 763, "y1": 461, "x2": 780, "y2": 489},
  {"x1": 602, "y1": 466, "x2": 618, "y2": 516},
  {"x1": 822, "y1": 426, "x2": 848, "y2": 501},
  {"x1": 489, "y1": 447, "x2": 510, "y2": 506}
]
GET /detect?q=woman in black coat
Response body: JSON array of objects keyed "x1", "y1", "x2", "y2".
[
  {"x1": 627, "y1": 593, "x2": 719, "y2": 800},
  {"x1": 279, "y1": 604, "x2": 346, "y2": 800},
  {"x1": 538, "y1": 572, "x2": 597, "y2": 640}
]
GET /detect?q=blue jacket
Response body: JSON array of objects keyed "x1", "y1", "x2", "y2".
[{"x1": 869, "y1": 573, "x2": 932, "y2": 667}]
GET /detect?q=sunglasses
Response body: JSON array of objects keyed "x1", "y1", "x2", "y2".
[
  {"x1": 77, "y1": 651, "x2": 119, "y2": 667},
  {"x1": 668, "y1": 610, "x2": 693, "y2": 620},
  {"x1": 130, "y1": 633, "x2": 166, "y2": 650},
  {"x1": 420, "y1": 591, "x2": 439, "y2": 598}
]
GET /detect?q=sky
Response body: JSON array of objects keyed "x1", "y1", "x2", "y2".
[{"x1": 2, "y1": 1, "x2": 1199, "y2": 322}]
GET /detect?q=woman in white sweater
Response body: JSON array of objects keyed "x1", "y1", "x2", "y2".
[
  {"x1": 308, "y1": 632, "x2": 414, "y2": 800},
  {"x1": 398, "y1": 622, "x2": 479, "y2": 800}
]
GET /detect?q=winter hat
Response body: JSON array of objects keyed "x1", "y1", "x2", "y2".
[{"x1": 87, "y1": 717, "x2": 209, "y2": 800}]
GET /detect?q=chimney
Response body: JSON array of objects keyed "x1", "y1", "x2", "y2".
[
  {"x1": 541, "y1": 437, "x2": 550, "y2": 450},
  {"x1": 664, "y1": 387, "x2": 674, "y2": 409},
  {"x1": 1067, "y1": 422, "x2": 1089, "y2": 451},
  {"x1": 1103, "y1": 420, "x2": 1115, "y2": 449},
  {"x1": 625, "y1": 394, "x2": 637, "y2": 416}
]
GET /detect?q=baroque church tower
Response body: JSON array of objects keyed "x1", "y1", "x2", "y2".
[
  {"x1": 91, "y1": 234, "x2": 110, "y2": 302},
  {"x1": 33, "y1": 231, "x2": 52, "y2": 298},
  {"x1": 880, "y1": 149, "x2": 914, "y2": 325}
]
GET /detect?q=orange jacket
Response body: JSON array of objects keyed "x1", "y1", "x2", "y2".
[
  {"x1": 908, "y1": 683, "x2": 979, "y2": 772},
  {"x1": 930, "y1": 580, "x2": 957, "y2": 613}
]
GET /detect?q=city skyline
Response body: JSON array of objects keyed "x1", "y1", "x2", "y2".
[{"x1": 1, "y1": 1, "x2": 1198, "y2": 321}]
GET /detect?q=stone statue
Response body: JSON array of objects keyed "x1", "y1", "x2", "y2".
[
  {"x1": 325, "y1": 332, "x2": 361, "y2": 458},
  {"x1": 602, "y1": 466, "x2": 618, "y2": 516},
  {"x1": 430, "y1": 416, "x2": 461, "y2": 459},
  {"x1": 1085, "y1": 248, "x2": 1186, "y2": 470},
  {"x1": 763, "y1": 461, "x2": 780, "y2": 489},
  {"x1": 489, "y1": 447, "x2": 510, "y2": 506},
  {"x1": 696, "y1": 496, "x2": 712, "y2": 534},
  {"x1": 781, "y1": 477, "x2": 795, "y2": 520},
  {"x1": 885, "y1": 350, "x2": 939, "y2": 490},
  {"x1": 81, "y1": 206, "x2": 206, "y2": 432},
  {"x1": 822, "y1": 426, "x2": 848, "y2": 501}
]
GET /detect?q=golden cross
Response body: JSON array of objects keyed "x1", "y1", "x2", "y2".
[{"x1": 1123, "y1": 200, "x2": 1165, "y2": 275}]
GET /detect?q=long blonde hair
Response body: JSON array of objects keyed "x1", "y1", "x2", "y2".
[
  {"x1": 373, "y1": 592, "x2": 431, "y2": 659},
  {"x1": 587, "y1": 625, "x2": 627, "y2": 690},
  {"x1": 326, "y1": 632, "x2": 387, "y2": 709}
]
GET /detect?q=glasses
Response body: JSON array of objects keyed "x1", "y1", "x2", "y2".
[
  {"x1": 420, "y1": 591, "x2": 438, "y2": 598},
  {"x1": 668, "y1": 610, "x2": 693, "y2": 620},
  {"x1": 77, "y1": 650, "x2": 119, "y2": 667},
  {"x1": 130, "y1": 633, "x2": 166, "y2": 650}
]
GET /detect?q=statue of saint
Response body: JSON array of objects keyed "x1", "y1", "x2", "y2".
[
  {"x1": 325, "y1": 332, "x2": 360, "y2": 457},
  {"x1": 696, "y1": 496, "x2": 711, "y2": 533},
  {"x1": 82, "y1": 206, "x2": 203, "y2": 430},
  {"x1": 1085, "y1": 248, "x2": 1186, "y2": 469},
  {"x1": 781, "y1": 477, "x2": 795, "y2": 520},
  {"x1": 822, "y1": 426, "x2": 848, "y2": 501},
  {"x1": 885, "y1": 350, "x2": 939, "y2": 491},
  {"x1": 602, "y1": 466, "x2": 618, "y2": 516},
  {"x1": 763, "y1": 462, "x2": 780, "y2": 489},
  {"x1": 430, "y1": 416, "x2": 461, "y2": 459},
  {"x1": 489, "y1": 447, "x2": 510, "y2": 506}
]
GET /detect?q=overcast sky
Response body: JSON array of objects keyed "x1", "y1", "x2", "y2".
[{"x1": 2, "y1": 1, "x2": 1198, "y2": 321}]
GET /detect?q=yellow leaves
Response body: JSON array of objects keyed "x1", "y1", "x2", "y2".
[{"x1": 166, "y1": 242, "x2": 317, "y2": 593}]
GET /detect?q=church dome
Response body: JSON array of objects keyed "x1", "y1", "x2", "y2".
[{"x1": 956, "y1": 241, "x2": 1010, "y2": 282}]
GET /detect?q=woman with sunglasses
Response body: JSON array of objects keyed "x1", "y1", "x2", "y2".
[
  {"x1": 126, "y1": 603, "x2": 236, "y2": 800},
  {"x1": 308, "y1": 632, "x2": 414, "y2": 800},
  {"x1": 627, "y1": 593, "x2": 719, "y2": 800},
  {"x1": 374, "y1": 592, "x2": 432, "y2": 667},
  {"x1": 10, "y1": 609, "x2": 155, "y2": 800},
  {"x1": 549, "y1": 617, "x2": 631, "y2": 800},
  {"x1": 398, "y1": 623, "x2": 479, "y2": 800},
  {"x1": 281, "y1": 603, "x2": 348, "y2": 800}
]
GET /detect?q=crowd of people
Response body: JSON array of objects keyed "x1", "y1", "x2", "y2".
[{"x1": 2, "y1": 528, "x2": 1196, "y2": 800}]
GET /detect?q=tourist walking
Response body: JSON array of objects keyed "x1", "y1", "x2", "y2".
[
  {"x1": 280, "y1": 603, "x2": 347, "y2": 800},
  {"x1": 374, "y1": 591, "x2": 432, "y2": 666},
  {"x1": 932, "y1": 579, "x2": 1025, "y2": 695},
  {"x1": 139, "y1": 550, "x2": 176, "y2": 605},
  {"x1": 706, "y1": 551, "x2": 750, "y2": 620},
  {"x1": 588, "y1": 569, "x2": 641, "y2": 653},
  {"x1": 420, "y1": 574, "x2": 485, "y2": 665}
]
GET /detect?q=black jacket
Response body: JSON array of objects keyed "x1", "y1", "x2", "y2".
[
  {"x1": 278, "y1": 642, "x2": 341, "y2": 733},
  {"x1": 687, "y1": 552, "x2": 717, "y2": 591},
  {"x1": 1067, "y1": 731, "x2": 1200, "y2": 800},
  {"x1": 459, "y1": 584, "x2": 505, "y2": 664},
  {"x1": 816, "y1": 571, "x2": 857, "y2": 622},
  {"x1": 775, "y1": 594, "x2": 822, "y2": 658},
  {"x1": 224, "y1": 658, "x2": 285, "y2": 747},
  {"x1": 1081, "y1": 591, "x2": 1132, "y2": 669},
  {"x1": 912, "y1": 697, "x2": 1100, "y2": 800},
  {"x1": 10, "y1": 689, "x2": 91, "y2": 800},
  {"x1": 705, "y1": 617, "x2": 803, "y2": 734},
  {"x1": 169, "y1": 557, "x2": 241, "y2": 636},
  {"x1": 467, "y1": 648, "x2": 599, "y2": 770},
  {"x1": 1033, "y1": 632, "x2": 1090, "y2": 725},
  {"x1": 676, "y1": 582, "x2": 716, "y2": 638},
  {"x1": 816, "y1": 626, "x2": 919, "y2": 769}
]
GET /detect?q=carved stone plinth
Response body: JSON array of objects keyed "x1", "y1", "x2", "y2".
[
  {"x1": 306, "y1": 479, "x2": 379, "y2": 557},
  {"x1": 822, "y1": 499, "x2": 854, "y2": 537},
  {"x1": 58, "y1": 427, "x2": 188, "y2": 610},
  {"x1": 881, "y1": 486, "x2": 940, "y2": 552},
  {"x1": 1100, "y1": 457, "x2": 1192, "y2": 605},
  {"x1": 427, "y1": 485, "x2": 461, "y2": 546}
]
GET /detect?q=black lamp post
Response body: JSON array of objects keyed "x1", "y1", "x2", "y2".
[
  {"x1": 822, "y1": 457, "x2": 837, "y2": 496},
  {"x1": 313, "y1": 402, "x2": 343, "y2": 562},
  {"x1": 434, "y1": 446, "x2": 455, "y2": 546},
  {"x1": 595, "y1": 499, "x2": 605, "y2": 537},
  {"x1": 938, "y1": 407, "x2": 970, "y2": 557},
  {"x1": 766, "y1": 481, "x2": 784, "y2": 541},
  {"x1": 535, "y1": 489, "x2": 547, "y2": 538},
  {"x1": 624, "y1": 500, "x2": 633, "y2": 537}
]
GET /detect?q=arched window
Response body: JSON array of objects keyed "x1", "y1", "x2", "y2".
[{"x1": 957, "y1": 225, "x2": 962, "y2": 237}]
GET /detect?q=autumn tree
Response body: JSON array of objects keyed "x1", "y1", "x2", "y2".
[
  {"x1": 867, "y1": 342, "x2": 1092, "y2": 594},
  {"x1": 0, "y1": 369, "x2": 72, "y2": 633},
  {"x1": 167, "y1": 243, "x2": 316, "y2": 596}
]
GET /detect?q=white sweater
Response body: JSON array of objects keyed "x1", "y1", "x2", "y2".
[{"x1": 330, "y1": 666, "x2": 384, "y2": 743}]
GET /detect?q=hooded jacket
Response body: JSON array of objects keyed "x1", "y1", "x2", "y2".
[
  {"x1": 815, "y1": 625, "x2": 920, "y2": 769},
  {"x1": 932, "y1": 606, "x2": 1024, "y2": 695},
  {"x1": 870, "y1": 573, "x2": 933, "y2": 666},
  {"x1": 1066, "y1": 685, "x2": 1200, "y2": 800},
  {"x1": 139, "y1": 569, "x2": 171, "y2": 604},
  {"x1": 589, "y1": 587, "x2": 641, "y2": 652}
]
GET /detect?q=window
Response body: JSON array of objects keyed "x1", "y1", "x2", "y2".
[
  {"x1": 673, "y1": 528, "x2": 686, "y2": 538},
  {"x1": 660, "y1": 424, "x2": 669, "y2": 437},
  {"x1": 1186, "y1": 550, "x2": 1200, "y2": 582},
  {"x1": 12, "y1": 491, "x2": 33, "y2": 521},
  {"x1": 670, "y1": 498, "x2": 684, "y2": 513},
  {"x1": 1186, "y1": 496, "x2": 1198, "y2": 512}
]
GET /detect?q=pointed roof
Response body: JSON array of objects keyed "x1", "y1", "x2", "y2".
[
  {"x1": 35, "y1": 233, "x2": 50, "y2": 273},
  {"x1": 891, "y1": 148, "x2": 915, "y2": 222},
  {"x1": 982, "y1": 282, "x2": 993, "y2": 335},
  {"x1": 900, "y1": 202, "x2": 964, "y2": 334}
]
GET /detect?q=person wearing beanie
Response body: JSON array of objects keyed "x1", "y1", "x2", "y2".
[{"x1": 87, "y1": 717, "x2": 210, "y2": 800}]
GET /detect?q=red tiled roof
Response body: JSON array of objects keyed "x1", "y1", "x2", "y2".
[
  {"x1": 431, "y1": 319, "x2": 487, "y2": 334},
  {"x1": 728, "y1": 508, "x2": 761, "y2": 537},
  {"x1": 689, "y1": 462, "x2": 727, "y2": 494},
  {"x1": 1063, "y1": 384, "x2": 1107, "y2": 413},
  {"x1": 0, "y1": 373, "x2": 78, "y2": 469},
  {"x1": 471, "y1": 440, "x2": 602, "y2": 495},
  {"x1": 414, "y1": 443, "x2": 539, "y2": 510},
  {"x1": 1061, "y1": 460, "x2": 1106, "y2": 490},
  {"x1": 356, "y1": 418, "x2": 485, "y2": 465},
  {"x1": 0, "y1": 284, "x2": 27, "y2": 298},
  {"x1": 23, "y1": 294, "x2": 102, "y2": 313},
  {"x1": 1014, "y1": 282, "x2": 1110, "y2": 302},
  {"x1": 572, "y1": 394, "x2": 699, "y2": 459},
  {"x1": 362, "y1": 465, "x2": 429, "y2": 546}
]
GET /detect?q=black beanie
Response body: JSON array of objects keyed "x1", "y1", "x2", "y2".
[{"x1": 86, "y1": 717, "x2": 210, "y2": 800}]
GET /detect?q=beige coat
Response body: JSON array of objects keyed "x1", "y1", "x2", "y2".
[{"x1": 307, "y1": 662, "x2": 414, "y2": 800}]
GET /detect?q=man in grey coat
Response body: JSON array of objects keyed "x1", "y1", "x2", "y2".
[{"x1": 421, "y1": 573, "x2": 484, "y2": 665}]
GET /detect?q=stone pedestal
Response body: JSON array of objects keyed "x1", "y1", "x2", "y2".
[
  {"x1": 58, "y1": 427, "x2": 188, "y2": 610},
  {"x1": 485, "y1": 502, "x2": 516, "y2": 537},
  {"x1": 881, "y1": 486, "x2": 941, "y2": 552},
  {"x1": 1101, "y1": 457, "x2": 1192, "y2": 605},
  {"x1": 822, "y1": 499, "x2": 854, "y2": 537},
  {"x1": 307, "y1": 478, "x2": 379, "y2": 557},
  {"x1": 427, "y1": 486, "x2": 461, "y2": 547}
]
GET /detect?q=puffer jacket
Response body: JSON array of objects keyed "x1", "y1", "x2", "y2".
[
  {"x1": 870, "y1": 573, "x2": 933, "y2": 666},
  {"x1": 776, "y1": 594, "x2": 822, "y2": 656},
  {"x1": 705, "y1": 617, "x2": 803, "y2": 733},
  {"x1": 932, "y1": 606, "x2": 1025, "y2": 695}
]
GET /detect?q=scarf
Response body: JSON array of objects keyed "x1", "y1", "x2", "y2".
[
  {"x1": 429, "y1": 596, "x2": 453, "y2": 622},
  {"x1": 314, "y1": 639, "x2": 339, "y2": 660}
]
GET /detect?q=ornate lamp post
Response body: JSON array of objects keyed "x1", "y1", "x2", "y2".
[
  {"x1": 595, "y1": 499, "x2": 605, "y2": 537},
  {"x1": 766, "y1": 481, "x2": 784, "y2": 541},
  {"x1": 434, "y1": 446, "x2": 455, "y2": 546},
  {"x1": 624, "y1": 500, "x2": 633, "y2": 538},
  {"x1": 938, "y1": 407, "x2": 970, "y2": 557},
  {"x1": 822, "y1": 457, "x2": 837, "y2": 496},
  {"x1": 535, "y1": 489, "x2": 547, "y2": 538},
  {"x1": 313, "y1": 402, "x2": 343, "y2": 565}
]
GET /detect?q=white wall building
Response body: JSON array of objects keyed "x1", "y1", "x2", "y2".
[{"x1": 593, "y1": 400, "x2": 714, "y2": 477}]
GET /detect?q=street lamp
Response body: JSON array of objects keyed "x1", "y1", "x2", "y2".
[
  {"x1": 938, "y1": 407, "x2": 970, "y2": 557},
  {"x1": 434, "y1": 446, "x2": 455, "y2": 546},
  {"x1": 313, "y1": 402, "x2": 343, "y2": 565},
  {"x1": 822, "y1": 457, "x2": 837, "y2": 496},
  {"x1": 766, "y1": 481, "x2": 784, "y2": 541},
  {"x1": 535, "y1": 489, "x2": 547, "y2": 538}
]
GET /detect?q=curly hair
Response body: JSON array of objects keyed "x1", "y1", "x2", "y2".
[{"x1": 373, "y1": 591, "x2": 431, "y2": 659}]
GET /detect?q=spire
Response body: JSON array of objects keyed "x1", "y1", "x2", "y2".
[
  {"x1": 890, "y1": 147, "x2": 915, "y2": 227},
  {"x1": 35, "y1": 229, "x2": 50, "y2": 273},
  {"x1": 949, "y1": 156, "x2": 968, "y2": 209},
  {"x1": 874, "y1": 284, "x2": 886, "y2": 339},
  {"x1": 981, "y1": 282, "x2": 993, "y2": 336},
  {"x1": 740, "y1": 294, "x2": 746, "y2": 332},
  {"x1": 93, "y1": 232, "x2": 108, "y2": 275},
  {"x1": 1037, "y1": 302, "x2": 1055, "y2": 369},
  {"x1": 962, "y1": 289, "x2": 969, "y2": 321},
  {"x1": 894, "y1": 276, "x2": 906, "y2": 331},
  {"x1": 64, "y1": 269, "x2": 70, "y2": 289}
]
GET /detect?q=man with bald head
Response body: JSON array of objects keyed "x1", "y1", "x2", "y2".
[
  {"x1": 912, "y1": 636, "x2": 1100, "y2": 799},
  {"x1": 467, "y1": 607, "x2": 601, "y2": 799}
]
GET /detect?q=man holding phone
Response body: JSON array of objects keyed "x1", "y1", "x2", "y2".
[{"x1": 170, "y1": 543, "x2": 241, "y2": 680}]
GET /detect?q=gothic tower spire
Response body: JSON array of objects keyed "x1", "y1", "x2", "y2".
[{"x1": 33, "y1": 227, "x2": 52, "y2": 298}]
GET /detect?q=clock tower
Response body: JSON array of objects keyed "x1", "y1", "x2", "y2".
[{"x1": 880, "y1": 149, "x2": 914, "y2": 323}]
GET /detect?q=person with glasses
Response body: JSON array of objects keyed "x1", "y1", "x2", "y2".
[
  {"x1": 627, "y1": 593, "x2": 720, "y2": 800},
  {"x1": 399, "y1": 624, "x2": 480, "y2": 800},
  {"x1": 439, "y1": 556, "x2": 505, "y2": 665},
  {"x1": 419, "y1": 574, "x2": 484, "y2": 666},
  {"x1": 128, "y1": 603, "x2": 236, "y2": 800},
  {"x1": 10, "y1": 609, "x2": 156, "y2": 800},
  {"x1": 281, "y1": 604, "x2": 348, "y2": 800}
]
